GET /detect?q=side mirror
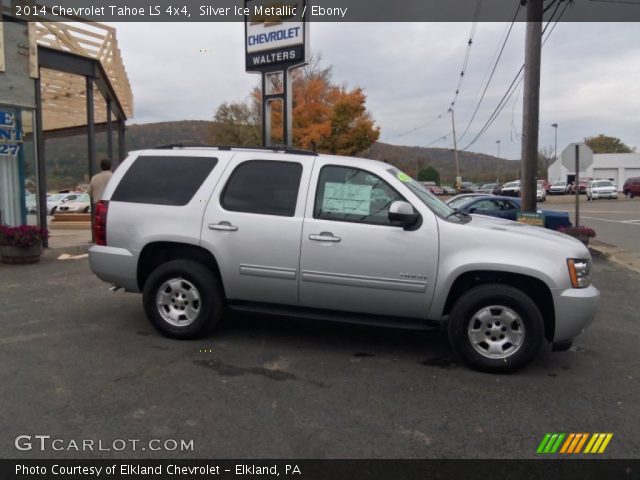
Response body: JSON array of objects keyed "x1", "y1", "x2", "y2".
[{"x1": 388, "y1": 201, "x2": 419, "y2": 228}]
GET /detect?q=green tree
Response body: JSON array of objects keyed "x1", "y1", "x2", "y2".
[
  {"x1": 209, "y1": 100, "x2": 261, "y2": 146},
  {"x1": 417, "y1": 165, "x2": 440, "y2": 184},
  {"x1": 585, "y1": 134, "x2": 635, "y2": 154}
]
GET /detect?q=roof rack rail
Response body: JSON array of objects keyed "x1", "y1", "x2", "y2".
[{"x1": 153, "y1": 143, "x2": 317, "y2": 156}]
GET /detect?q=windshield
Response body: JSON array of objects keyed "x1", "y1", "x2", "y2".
[
  {"x1": 504, "y1": 181, "x2": 519, "y2": 188},
  {"x1": 387, "y1": 168, "x2": 458, "y2": 220},
  {"x1": 553, "y1": 181, "x2": 565, "y2": 186},
  {"x1": 48, "y1": 194, "x2": 64, "y2": 201},
  {"x1": 594, "y1": 180, "x2": 613, "y2": 187},
  {"x1": 448, "y1": 196, "x2": 478, "y2": 209}
]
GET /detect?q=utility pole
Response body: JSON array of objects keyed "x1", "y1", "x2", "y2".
[
  {"x1": 450, "y1": 108, "x2": 460, "y2": 189},
  {"x1": 520, "y1": 0, "x2": 543, "y2": 212}
]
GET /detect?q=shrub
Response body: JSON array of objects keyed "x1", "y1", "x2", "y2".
[
  {"x1": 0, "y1": 225, "x2": 49, "y2": 248},
  {"x1": 558, "y1": 226, "x2": 597, "y2": 238}
]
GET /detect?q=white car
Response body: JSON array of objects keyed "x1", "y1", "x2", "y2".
[
  {"x1": 56, "y1": 193, "x2": 91, "y2": 213},
  {"x1": 46, "y1": 192, "x2": 83, "y2": 215},
  {"x1": 587, "y1": 180, "x2": 617, "y2": 201},
  {"x1": 500, "y1": 180, "x2": 521, "y2": 197},
  {"x1": 549, "y1": 181, "x2": 569, "y2": 195},
  {"x1": 537, "y1": 182, "x2": 547, "y2": 202}
]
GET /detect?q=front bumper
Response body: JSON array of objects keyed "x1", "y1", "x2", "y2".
[
  {"x1": 591, "y1": 192, "x2": 617, "y2": 198},
  {"x1": 89, "y1": 245, "x2": 140, "y2": 292},
  {"x1": 552, "y1": 284, "x2": 600, "y2": 342}
]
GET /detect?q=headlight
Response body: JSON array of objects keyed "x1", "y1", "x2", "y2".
[{"x1": 567, "y1": 258, "x2": 591, "y2": 288}]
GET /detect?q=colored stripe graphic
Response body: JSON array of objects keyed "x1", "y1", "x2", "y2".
[
  {"x1": 585, "y1": 433, "x2": 614, "y2": 454},
  {"x1": 540, "y1": 433, "x2": 614, "y2": 454},
  {"x1": 537, "y1": 433, "x2": 565, "y2": 454}
]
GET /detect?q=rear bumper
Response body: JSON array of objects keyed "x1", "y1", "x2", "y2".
[
  {"x1": 552, "y1": 284, "x2": 600, "y2": 342},
  {"x1": 89, "y1": 245, "x2": 140, "y2": 292}
]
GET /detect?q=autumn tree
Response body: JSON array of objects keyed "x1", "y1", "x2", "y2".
[
  {"x1": 585, "y1": 134, "x2": 635, "y2": 154},
  {"x1": 211, "y1": 57, "x2": 380, "y2": 155}
]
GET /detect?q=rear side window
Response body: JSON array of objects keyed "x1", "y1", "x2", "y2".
[
  {"x1": 221, "y1": 160, "x2": 302, "y2": 216},
  {"x1": 112, "y1": 156, "x2": 217, "y2": 206}
]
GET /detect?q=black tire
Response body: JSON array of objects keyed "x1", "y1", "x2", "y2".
[
  {"x1": 625, "y1": 190, "x2": 634, "y2": 199},
  {"x1": 83, "y1": 206, "x2": 90, "y2": 213},
  {"x1": 142, "y1": 259, "x2": 224, "y2": 339},
  {"x1": 448, "y1": 283, "x2": 544, "y2": 373}
]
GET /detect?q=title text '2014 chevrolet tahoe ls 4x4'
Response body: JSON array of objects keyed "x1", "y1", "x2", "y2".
[{"x1": 90, "y1": 146, "x2": 599, "y2": 373}]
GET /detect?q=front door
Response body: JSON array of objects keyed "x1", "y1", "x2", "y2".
[{"x1": 299, "y1": 160, "x2": 438, "y2": 319}]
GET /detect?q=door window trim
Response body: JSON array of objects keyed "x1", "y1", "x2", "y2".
[{"x1": 312, "y1": 164, "x2": 415, "y2": 227}]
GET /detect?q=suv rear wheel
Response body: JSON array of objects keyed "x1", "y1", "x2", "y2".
[
  {"x1": 143, "y1": 259, "x2": 224, "y2": 339},
  {"x1": 448, "y1": 284, "x2": 544, "y2": 373}
]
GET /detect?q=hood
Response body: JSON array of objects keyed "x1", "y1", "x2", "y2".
[{"x1": 464, "y1": 214, "x2": 588, "y2": 255}]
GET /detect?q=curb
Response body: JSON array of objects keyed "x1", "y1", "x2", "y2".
[{"x1": 589, "y1": 240, "x2": 640, "y2": 275}]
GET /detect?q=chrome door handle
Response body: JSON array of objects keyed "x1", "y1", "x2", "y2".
[
  {"x1": 309, "y1": 232, "x2": 341, "y2": 242},
  {"x1": 209, "y1": 221, "x2": 238, "y2": 232}
]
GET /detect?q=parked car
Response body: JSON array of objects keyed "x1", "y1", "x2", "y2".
[
  {"x1": 446, "y1": 193, "x2": 492, "y2": 209},
  {"x1": 421, "y1": 181, "x2": 444, "y2": 196},
  {"x1": 441, "y1": 185, "x2": 457, "y2": 195},
  {"x1": 570, "y1": 177, "x2": 593, "y2": 194},
  {"x1": 458, "y1": 181, "x2": 476, "y2": 194},
  {"x1": 623, "y1": 176, "x2": 640, "y2": 198},
  {"x1": 539, "y1": 179, "x2": 552, "y2": 192},
  {"x1": 586, "y1": 180, "x2": 617, "y2": 201},
  {"x1": 25, "y1": 193, "x2": 37, "y2": 214},
  {"x1": 500, "y1": 180, "x2": 521, "y2": 197},
  {"x1": 89, "y1": 146, "x2": 598, "y2": 373},
  {"x1": 536, "y1": 181, "x2": 547, "y2": 202},
  {"x1": 478, "y1": 183, "x2": 501, "y2": 195},
  {"x1": 56, "y1": 193, "x2": 91, "y2": 213},
  {"x1": 46, "y1": 192, "x2": 82, "y2": 215},
  {"x1": 451, "y1": 195, "x2": 571, "y2": 231},
  {"x1": 549, "y1": 181, "x2": 570, "y2": 195}
]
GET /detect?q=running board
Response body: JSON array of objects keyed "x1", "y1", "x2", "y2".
[{"x1": 227, "y1": 301, "x2": 440, "y2": 331}]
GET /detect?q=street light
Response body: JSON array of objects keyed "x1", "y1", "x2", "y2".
[{"x1": 551, "y1": 123, "x2": 558, "y2": 162}]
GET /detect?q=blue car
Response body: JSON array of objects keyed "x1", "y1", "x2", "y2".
[{"x1": 447, "y1": 195, "x2": 571, "y2": 230}]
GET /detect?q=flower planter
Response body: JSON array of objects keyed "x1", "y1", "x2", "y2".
[
  {"x1": 573, "y1": 234, "x2": 590, "y2": 246},
  {"x1": 0, "y1": 241, "x2": 43, "y2": 264}
]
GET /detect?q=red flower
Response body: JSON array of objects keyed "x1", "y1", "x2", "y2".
[{"x1": 0, "y1": 225, "x2": 49, "y2": 248}]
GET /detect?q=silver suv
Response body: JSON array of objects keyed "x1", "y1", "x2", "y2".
[{"x1": 89, "y1": 146, "x2": 599, "y2": 373}]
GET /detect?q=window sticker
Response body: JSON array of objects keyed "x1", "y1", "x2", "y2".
[
  {"x1": 397, "y1": 172, "x2": 412, "y2": 182},
  {"x1": 322, "y1": 182, "x2": 372, "y2": 215}
]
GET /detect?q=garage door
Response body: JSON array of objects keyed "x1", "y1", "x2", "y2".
[
  {"x1": 622, "y1": 168, "x2": 640, "y2": 184},
  {"x1": 593, "y1": 168, "x2": 618, "y2": 184}
]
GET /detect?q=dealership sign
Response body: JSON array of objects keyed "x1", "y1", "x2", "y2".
[
  {"x1": 245, "y1": 0, "x2": 308, "y2": 72},
  {"x1": 0, "y1": 111, "x2": 21, "y2": 157}
]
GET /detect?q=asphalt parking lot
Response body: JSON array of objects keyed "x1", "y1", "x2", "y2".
[
  {"x1": 542, "y1": 195, "x2": 640, "y2": 255},
  {"x1": 1, "y1": 251, "x2": 638, "y2": 460}
]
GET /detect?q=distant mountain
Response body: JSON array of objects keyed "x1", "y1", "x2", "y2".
[{"x1": 41, "y1": 120, "x2": 519, "y2": 189}]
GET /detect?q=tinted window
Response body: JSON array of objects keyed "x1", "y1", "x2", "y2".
[
  {"x1": 472, "y1": 199, "x2": 499, "y2": 211},
  {"x1": 314, "y1": 166, "x2": 404, "y2": 226},
  {"x1": 112, "y1": 156, "x2": 217, "y2": 206},
  {"x1": 221, "y1": 161, "x2": 302, "y2": 216}
]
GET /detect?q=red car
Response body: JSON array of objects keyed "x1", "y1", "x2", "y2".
[
  {"x1": 570, "y1": 177, "x2": 593, "y2": 194},
  {"x1": 421, "y1": 181, "x2": 444, "y2": 195},
  {"x1": 623, "y1": 177, "x2": 640, "y2": 198}
]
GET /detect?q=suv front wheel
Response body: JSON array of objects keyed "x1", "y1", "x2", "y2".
[
  {"x1": 143, "y1": 259, "x2": 224, "y2": 339},
  {"x1": 448, "y1": 284, "x2": 544, "y2": 373}
]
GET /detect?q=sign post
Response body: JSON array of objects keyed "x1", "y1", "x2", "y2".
[
  {"x1": 575, "y1": 144, "x2": 580, "y2": 228},
  {"x1": 245, "y1": 0, "x2": 309, "y2": 147}
]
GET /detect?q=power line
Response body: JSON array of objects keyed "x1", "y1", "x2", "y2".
[
  {"x1": 461, "y1": 0, "x2": 569, "y2": 151},
  {"x1": 379, "y1": 110, "x2": 449, "y2": 142},
  {"x1": 457, "y1": 1, "x2": 522, "y2": 143}
]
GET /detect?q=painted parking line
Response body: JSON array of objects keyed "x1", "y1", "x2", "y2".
[{"x1": 582, "y1": 216, "x2": 640, "y2": 226}]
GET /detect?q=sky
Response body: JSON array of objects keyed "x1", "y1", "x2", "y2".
[{"x1": 111, "y1": 21, "x2": 640, "y2": 160}]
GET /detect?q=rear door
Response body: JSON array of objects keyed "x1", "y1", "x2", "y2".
[{"x1": 201, "y1": 153, "x2": 314, "y2": 306}]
